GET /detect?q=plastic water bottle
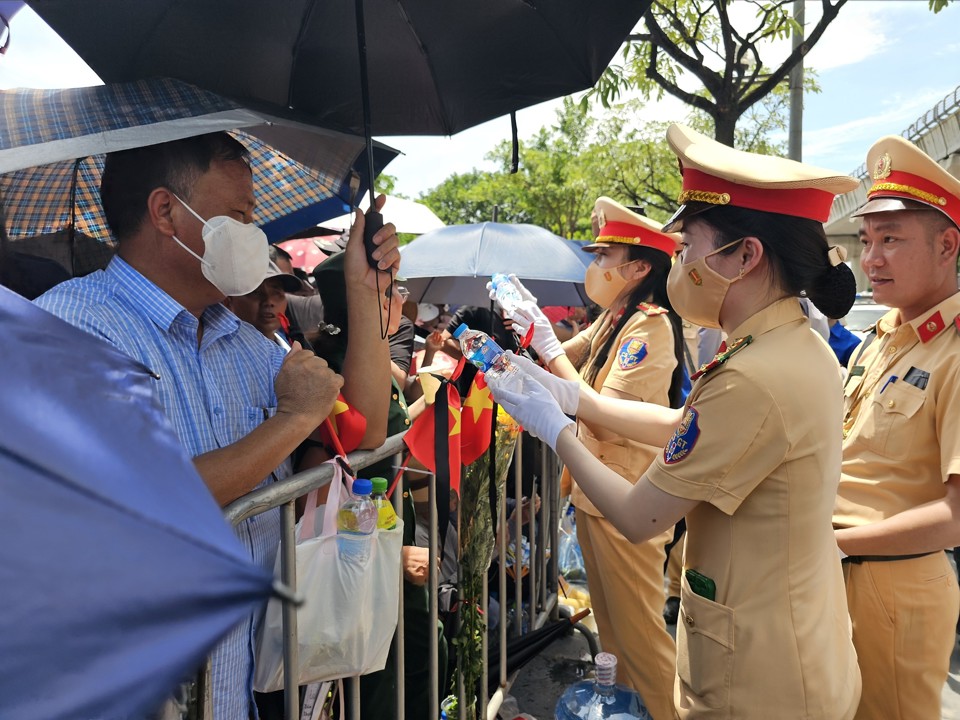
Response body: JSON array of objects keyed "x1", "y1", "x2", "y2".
[
  {"x1": 491, "y1": 272, "x2": 524, "y2": 315},
  {"x1": 451, "y1": 323, "x2": 517, "y2": 381},
  {"x1": 555, "y1": 652, "x2": 652, "y2": 720},
  {"x1": 370, "y1": 476, "x2": 398, "y2": 530},
  {"x1": 337, "y1": 478, "x2": 377, "y2": 562}
]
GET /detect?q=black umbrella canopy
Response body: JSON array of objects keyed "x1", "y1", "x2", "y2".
[{"x1": 27, "y1": 0, "x2": 651, "y2": 137}]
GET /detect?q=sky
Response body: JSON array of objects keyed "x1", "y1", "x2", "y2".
[{"x1": 2, "y1": 1, "x2": 959, "y2": 200}]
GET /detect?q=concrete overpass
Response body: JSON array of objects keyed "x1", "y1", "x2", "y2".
[{"x1": 825, "y1": 84, "x2": 960, "y2": 291}]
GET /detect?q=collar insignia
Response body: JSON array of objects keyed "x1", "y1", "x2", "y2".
[{"x1": 690, "y1": 335, "x2": 753, "y2": 381}]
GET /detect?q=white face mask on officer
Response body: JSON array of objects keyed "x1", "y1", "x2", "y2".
[{"x1": 170, "y1": 194, "x2": 269, "y2": 297}]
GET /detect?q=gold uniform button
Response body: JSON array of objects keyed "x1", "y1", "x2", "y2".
[
  {"x1": 887, "y1": 345, "x2": 897, "y2": 354},
  {"x1": 887, "y1": 400, "x2": 895, "y2": 408},
  {"x1": 392, "y1": 393, "x2": 399, "y2": 400},
  {"x1": 685, "y1": 615, "x2": 695, "y2": 627},
  {"x1": 404, "y1": 418, "x2": 411, "y2": 426}
]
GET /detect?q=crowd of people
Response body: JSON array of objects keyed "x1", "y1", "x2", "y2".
[{"x1": 2, "y1": 119, "x2": 959, "y2": 720}]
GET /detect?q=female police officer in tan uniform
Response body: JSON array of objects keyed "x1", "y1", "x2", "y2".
[
  {"x1": 489, "y1": 125, "x2": 862, "y2": 719},
  {"x1": 502, "y1": 198, "x2": 685, "y2": 720}
]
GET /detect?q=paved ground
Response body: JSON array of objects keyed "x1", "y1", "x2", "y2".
[{"x1": 508, "y1": 584, "x2": 960, "y2": 719}]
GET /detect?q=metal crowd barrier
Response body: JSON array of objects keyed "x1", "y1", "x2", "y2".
[{"x1": 221, "y1": 430, "x2": 565, "y2": 720}]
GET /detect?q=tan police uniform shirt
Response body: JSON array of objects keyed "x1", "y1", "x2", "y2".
[
  {"x1": 565, "y1": 304, "x2": 678, "y2": 516},
  {"x1": 646, "y1": 298, "x2": 860, "y2": 719},
  {"x1": 835, "y1": 292, "x2": 960, "y2": 526}
]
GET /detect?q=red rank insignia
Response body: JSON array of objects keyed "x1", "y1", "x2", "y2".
[
  {"x1": 917, "y1": 311, "x2": 945, "y2": 343},
  {"x1": 690, "y1": 335, "x2": 753, "y2": 381}
]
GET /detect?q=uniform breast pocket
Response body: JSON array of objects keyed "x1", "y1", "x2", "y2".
[
  {"x1": 860, "y1": 382, "x2": 925, "y2": 459},
  {"x1": 676, "y1": 574, "x2": 734, "y2": 710}
]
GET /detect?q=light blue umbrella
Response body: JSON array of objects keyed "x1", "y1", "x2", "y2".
[
  {"x1": 0, "y1": 286, "x2": 277, "y2": 720},
  {"x1": 399, "y1": 222, "x2": 588, "y2": 307}
]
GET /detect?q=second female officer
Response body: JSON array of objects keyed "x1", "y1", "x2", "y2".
[{"x1": 505, "y1": 197, "x2": 685, "y2": 720}]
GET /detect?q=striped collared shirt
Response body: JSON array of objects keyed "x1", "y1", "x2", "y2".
[{"x1": 36, "y1": 256, "x2": 288, "y2": 719}]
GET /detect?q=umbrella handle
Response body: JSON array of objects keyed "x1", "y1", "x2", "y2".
[{"x1": 363, "y1": 209, "x2": 384, "y2": 270}]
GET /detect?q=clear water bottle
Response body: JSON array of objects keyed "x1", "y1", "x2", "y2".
[
  {"x1": 451, "y1": 323, "x2": 517, "y2": 381},
  {"x1": 491, "y1": 272, "x2": 524, "y2": 315},
  {"x1": 370, "y1": 476, "x2": 398, "y2": 530},
  {"x1": 555, "y1": 652, "x2": 652, "y2": 720},
  {"x1": 336, "y1": 478, "x2": 378, "y2": 562}
]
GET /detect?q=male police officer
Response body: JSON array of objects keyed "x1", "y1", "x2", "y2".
[{"x1": 835, "y1": 135, "x2": 960, "y2": 720}]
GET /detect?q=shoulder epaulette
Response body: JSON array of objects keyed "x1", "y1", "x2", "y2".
[
  {"x1": 690, "y1": 335, "x2": 753, "y2": 381},
  {"x1": 637, "y1": 301, "x2": 668, "y2": 316}
]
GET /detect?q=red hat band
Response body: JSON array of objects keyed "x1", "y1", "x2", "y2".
[
  {"x1": 596, "y1": 220, "x2": 676, "y2": 256},
  {"x1": 867, "y1": 169, "x2": 960, "y2": 228},
  {"x1": 678, "y1": 168, "x2": 837, "y2": 223}
]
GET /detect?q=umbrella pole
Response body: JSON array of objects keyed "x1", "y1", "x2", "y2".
[{"x1": 354, "y1": 0, "x2": 377, "y2": 210}]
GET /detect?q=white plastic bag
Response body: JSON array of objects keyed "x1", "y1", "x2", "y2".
[{"x1": 254, "y1": 460, "x2": 403, "y2": 691}]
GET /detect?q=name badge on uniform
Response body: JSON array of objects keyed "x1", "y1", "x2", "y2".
[
  {"x1": 617, "y1": 337, "x2": 648, "y2": 369},
  {"x1": 664, "y1": 407, "x2": 700, "y2": 464}
]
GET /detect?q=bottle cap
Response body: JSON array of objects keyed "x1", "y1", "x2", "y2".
[
  {"x1": 371, "y1": 477, "x2": 388, "y2": 494},
  {"x1": 491, "y1": 272, "x2": 508, "y2": 286},
  {"x1": 594, "y1": 652, "x2": 617, "y2": 686},
  {"x1": 352, "y1": 478, "x2": 373, "y2": 495},
  {"x1": 452, "y1": 323, "x2": 469, "y2": 339}
]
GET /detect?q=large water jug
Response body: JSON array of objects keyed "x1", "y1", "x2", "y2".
[{"x1": 555, "y1": 652, "x2": 652, "y2": 720}]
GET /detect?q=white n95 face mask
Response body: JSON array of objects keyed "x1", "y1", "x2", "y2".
[{"x1": 171, "y1": 194, "x2": 268, "y2": 297}]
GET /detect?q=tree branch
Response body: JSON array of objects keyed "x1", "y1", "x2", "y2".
[
  {"x1": 644, "y1": 41, "x2": 716, "y2": 114},
  {"x1": 739, "y1": 0, "x2": 848, "y2": 114},
  {"x1": 643, "y1": 4, "x2": 723, "y2": 98}
]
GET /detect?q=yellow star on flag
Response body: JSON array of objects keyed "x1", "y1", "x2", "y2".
[
  {"x1": 463, "y1": 384, "x2": 493, "y2": 422},
  {"x1": 327, "y1": 398, "x2": 349, "y2": 433},
  {"x1": 448, "y1": 405, "x2": 462, "y2": 436}
]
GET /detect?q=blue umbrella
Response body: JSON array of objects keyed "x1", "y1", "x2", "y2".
[
  {"x1": 398, "y1": 222, "x2": 588, "y2": 307},
  {"x1": 0, "y1": 286, "x2": 275, "y2": 720},
  {"x1": 568, "y1": 239, "x2": 597, "y2": 269},
  {"x1": 0, "y1": 78, "x2": 399, "y2": 246}
]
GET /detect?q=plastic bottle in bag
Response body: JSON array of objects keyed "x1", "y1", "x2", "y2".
[
  {"x1": 558, "y1": 504, "x2": 587, "y2": 583},
  {"x1": 490, "y1": 272, "x2": 524, "y2": 315},
  {"x1": 337, "y1": 478, "x2": 377, "y2": 562},
  {"x1": 452, "y1": 323, "x2": 518, "y2": 383},
  {"x1": 555, "y1": 652, "x2": 652, "y2": 720},
  {"x1": 370, "y1": 476, "x2": 398, "y2": 530}
]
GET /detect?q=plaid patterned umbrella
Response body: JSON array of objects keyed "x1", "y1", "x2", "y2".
[{"x1": 0, "y1": 79, "x2": 398, "y2": 254}]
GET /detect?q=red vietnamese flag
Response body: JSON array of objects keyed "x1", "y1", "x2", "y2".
[
  {"x1": 314, "y1": 393, "x2": 367, "y2": 454},
  {"x1": 403, "y1": 382, "x2": 462, "y2": 494},
  {"x1": 460, "y1": 372, "x2": 495, "y2": 466}
]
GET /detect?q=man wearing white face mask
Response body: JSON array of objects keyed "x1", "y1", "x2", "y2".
[{"x1": 35, "y1": 132, "x2": 402, "y2": 720}]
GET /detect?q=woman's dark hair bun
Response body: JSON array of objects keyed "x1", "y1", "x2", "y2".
[{"x1": 808, "y1": 262, "x2": 857, "y2": 319}]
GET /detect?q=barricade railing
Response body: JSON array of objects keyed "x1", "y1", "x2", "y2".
[{"x1": 220, "y1": 429, "x2": 565, "y2": 720}]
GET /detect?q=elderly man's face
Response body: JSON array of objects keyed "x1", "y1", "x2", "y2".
[
  {"x1": 169, "y1": 157, "x2": 256, "y2": 297},
  {"x1": 227, "y1": 278, "x2": 288, "y2": 338}
]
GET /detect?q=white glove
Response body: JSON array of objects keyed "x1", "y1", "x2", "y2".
[
  {"x1": 485, "y1": 275, "x2": 563, "y2": 363},
  {"x1": 486, "y1": 364, "x2": 576, "y2": 451},
  {"x1": 512, "y1": 301, "x2": 564, "y2": 364},
  {"x1": 506, "y1": 352, "x2": 579, "y2": 415}
]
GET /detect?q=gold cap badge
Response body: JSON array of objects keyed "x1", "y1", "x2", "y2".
[{"x1": 873, "y1": 152, "x2": 892, "y2": 180}]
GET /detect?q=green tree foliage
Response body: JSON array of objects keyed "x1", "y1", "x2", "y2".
[
  {"x1": 586, "y1": 0, "x2": 848, "y2": 146},
  {"x1": 420, "y1": 84, "x2": 808, "y2": 233}
]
